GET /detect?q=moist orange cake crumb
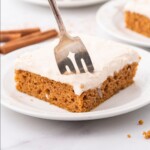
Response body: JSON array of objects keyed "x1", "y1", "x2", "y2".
[
  {"x1": 138, "y1": 120, "x2": 144, "y2": 125},
  {"x1": 143, "y1": 131, "x2": 150, "y2": 139}
]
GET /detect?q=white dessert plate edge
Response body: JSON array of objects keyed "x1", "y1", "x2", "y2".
[
  {"x1": 20, "y1": 0, "x2": 108, "y2": 8},
  {"x1": 1, "y1": 40, "x2": 150, "y2": 121}
]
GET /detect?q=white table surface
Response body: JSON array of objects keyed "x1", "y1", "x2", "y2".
[{"x1": 1, "y1": 0, "x2": 150, "y2": 150}]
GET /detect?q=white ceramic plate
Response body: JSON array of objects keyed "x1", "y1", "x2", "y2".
[
  {"x1": 1, "y1": 41, "x2": 150, "y2": 121},
  {"x1": 21, "y1": 0, "x2": 108, "y2": 8},
  {"x1": 96, "y1": 0, "x2": 150, "y2": 48}
]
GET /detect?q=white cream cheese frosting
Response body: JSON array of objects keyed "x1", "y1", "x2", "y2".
[
  {"x1": 15, "y1": 35, "x2": 140, "y2": 95},
  {"x1": 124, "y1": 0, "x2": 150, "y2": 19}
]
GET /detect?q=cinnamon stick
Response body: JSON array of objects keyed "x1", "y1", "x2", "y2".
[
  {"x1": 0, "y1": 27, "x2": 41, "y2": 36},
  {"x1": 0, "y1": 29, "x2": 58, "y2": 54},
  {"x1": 12, "y1": 31, "x2": 41, "y2": 41},
  {"x1": 0, "y1": 33, "x2": 22, "y2": 42}
]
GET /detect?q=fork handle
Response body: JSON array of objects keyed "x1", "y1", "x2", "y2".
[{"x1": 48, "y1": 0, "x2": 67, "y2": 36}]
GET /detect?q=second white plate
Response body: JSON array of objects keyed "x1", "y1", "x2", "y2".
[{"x1": 96, "y1": 0, "x2": 150, "y2": 48}]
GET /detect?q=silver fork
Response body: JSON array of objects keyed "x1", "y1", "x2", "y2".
[{"x1": 48, "y1": 0, "x2": 94, "y2": 74}]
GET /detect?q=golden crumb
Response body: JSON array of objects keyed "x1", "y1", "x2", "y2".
[
  {"x1": 80, "y1": 84, "x2": 84, "y2": 89},
  {"x1": 143, "y1": 131, "x2": 150, "y2": 139},
  {"x1": 127, "y1": 134, "x2": 131, "y2": 138},
  {"x1": 138, "y1": 120, "x2": 144, "y2": 125}
]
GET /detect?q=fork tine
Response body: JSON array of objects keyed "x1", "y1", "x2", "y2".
[
  {"x1": 58, "y1": 57, "x2": 76, "y2": 74},
  {"x1": 75, "y1": 53, "x2": 85, "y2": 73},
  {"x1": 75, "y1": 51, "x2": 94, "y2": 73},
  {"x1": 83, "y1": 52, "x2": 94, "y2": 73}
]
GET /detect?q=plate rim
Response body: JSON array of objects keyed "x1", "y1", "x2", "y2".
[
  {"x1": 96, "y1": 0, "x2": 150, "y2": 48},
  {"x1": 21, "y1": 0, "x2": 109, "y2": 8},
  {"x1": 1, "y1": 40, "x2": 150, "y2": 121},
  {"x1": 1, "y1": 95, "x2": 150, "y2": 121}
]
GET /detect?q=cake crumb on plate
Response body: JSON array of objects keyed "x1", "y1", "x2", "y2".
[
  {"x1": 143, "y1": 130, "x2": 150, "y2": 139},
  {"x1": 127, "y1": 134, "x2": 131, "y2": 138},
  {"x1": 138, "y1": 120, "x2": 144, "y2": 125}
]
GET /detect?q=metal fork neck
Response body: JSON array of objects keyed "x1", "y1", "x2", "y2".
[{"x1": 48, "y1": 0, "x2": 67, "y2": 36}]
